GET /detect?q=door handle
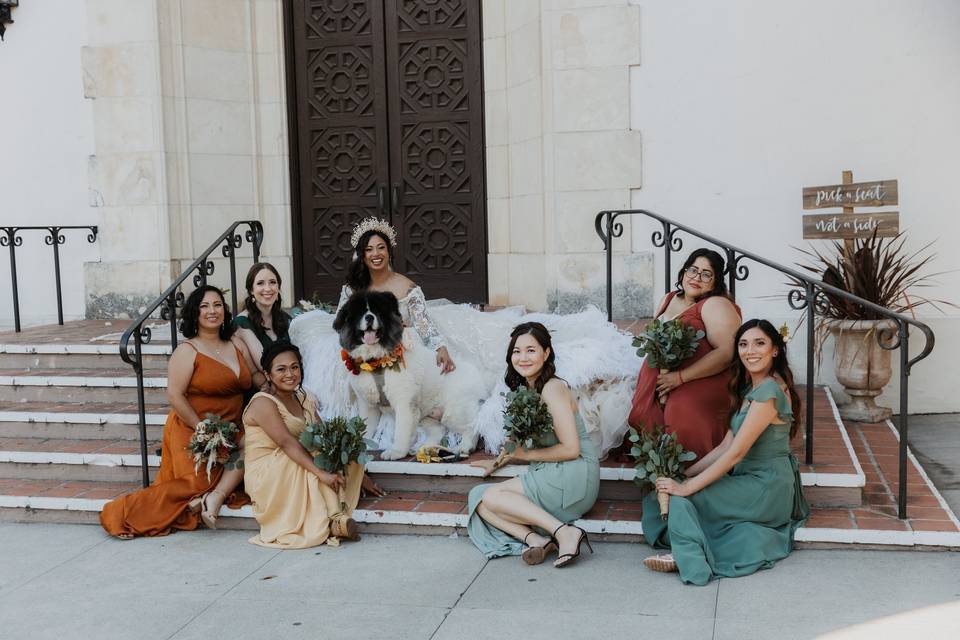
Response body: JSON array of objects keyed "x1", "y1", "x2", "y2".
[
  {"x1": 391, "y1": 183, "x2": 400, "y2": 213},
  {"x1": 377, "y1": 184, "x2": 388, "y2": 216}
]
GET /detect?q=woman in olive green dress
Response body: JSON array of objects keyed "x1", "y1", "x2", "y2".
[
  {"x1": 643, "y1": 318, "x2": 810, "y2": 585},
  {"x1": 468, "y1": 322, "x2": 600, "y2": 568}
]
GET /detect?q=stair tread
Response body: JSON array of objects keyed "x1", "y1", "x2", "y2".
[
  {"x1": 0, "y1": 480, "x2": 955, "y2": 536},
  {"x1": 0, "y1": 368, "x2": 164, "y2": 379},
  {"x1": 0, "y1": 400, "x2": 168, "y2": 415},
  {"x1": 0, "y1": 437, "x2": 161, "y2": 455}
]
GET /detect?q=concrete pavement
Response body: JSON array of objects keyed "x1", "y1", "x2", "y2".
[{"x1": 1, "y1": 524, "x2": 958, "y2": 640}]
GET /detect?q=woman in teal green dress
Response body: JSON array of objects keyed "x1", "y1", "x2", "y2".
[
  {"x1": 468, "y1": 322, "x2": 600, "y2": 568},
  {"x1": 643, "y1": 318, "x2": 810, "y2": 585}
]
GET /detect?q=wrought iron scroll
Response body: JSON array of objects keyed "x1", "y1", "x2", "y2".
[
  {"x1": 0, "y1": 225, "x2": 98, "y2": 332},
  {"x1": 595, "y1": 209, "x2": 936, "y2": 519},
  {"x1": 119, "y1": 220, "x2": 264, "y2": 487}
]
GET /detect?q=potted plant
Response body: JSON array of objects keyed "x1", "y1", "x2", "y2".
[{"x1": 797, "y1": 232, "x2": 951, "y2": 421}]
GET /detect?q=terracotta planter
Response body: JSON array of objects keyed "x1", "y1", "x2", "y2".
[{"x1": 829, "y1": 319, "x2": 897, "y2": 422}]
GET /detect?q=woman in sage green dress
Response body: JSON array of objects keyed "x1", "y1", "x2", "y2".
[
  {"x1": 644, "y1": 318, "x2": 810, "y2": 585},
  {"x1": 468, "y1": 322, "x2": 600, "y2": 568}
]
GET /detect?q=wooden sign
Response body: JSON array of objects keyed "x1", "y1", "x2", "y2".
[
  {"x1": 802, "y1": 179, "x2": 898, "y2": 210},
  {"x1": 801, "y1": 172, "x2": 900, "y2": 240},
  {"x1": 802, "y1": 212, "x2": 899, "y2": 240}
]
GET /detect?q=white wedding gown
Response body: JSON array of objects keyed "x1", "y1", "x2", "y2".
[{"x1": 289, "y1": 285, "x2": 642, "y2": 459}]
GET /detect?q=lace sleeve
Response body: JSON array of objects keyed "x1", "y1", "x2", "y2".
[
  {"x1": 406, "y1": 287, "x2": 445, "y2": 351},
  {"x1": 336, "y1": 285, "x2": 352, "y2": 310}
]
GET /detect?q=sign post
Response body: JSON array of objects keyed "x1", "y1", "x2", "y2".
[{"x1": 801, "y1": 171, "x2": 899, "y2": 243}]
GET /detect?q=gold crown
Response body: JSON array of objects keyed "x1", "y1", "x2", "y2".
[{"x1": 349, "y1": 217, "x2": 398, "y2": 249}]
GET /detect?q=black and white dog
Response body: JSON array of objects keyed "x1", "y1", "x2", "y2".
[{"x1": 333, "y1": 290, "x2": 483, "y2": 460}]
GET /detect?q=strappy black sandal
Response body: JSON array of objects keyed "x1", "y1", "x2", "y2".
[
  {"x1": 552, "y1": 523, "x2": 593, "y2": 568},
  {"x1": 521, "y1": 531, "x2": 558, "y2": 565}
]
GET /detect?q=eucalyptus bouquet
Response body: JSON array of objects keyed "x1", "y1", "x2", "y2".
[
  {"x1": 491, "y1": 387, "x2": 554, "y2": 471},
  {"x1": 632, "y1": 318, "x2": 705, "y2": 405},
  {"x1": 187, "y1": 414, "x2": 243, "y2": 480},
  {"x1": 627, "y1": 424, "x2": 697, "y2": 519},
  {"x1": 299, "y1": 416, "x2": 377, "y2": 511}
]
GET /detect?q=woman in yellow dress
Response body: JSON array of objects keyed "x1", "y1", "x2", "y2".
[{"x1": 243, "y1": 342, "x2": 378, "y2": 548}]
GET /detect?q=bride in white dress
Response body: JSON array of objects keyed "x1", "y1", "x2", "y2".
[{"x1": 290, "y1": 218, "x2": 642, "y2": 459}]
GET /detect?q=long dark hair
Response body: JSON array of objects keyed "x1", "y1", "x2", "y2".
[
  {"x1": 243, "y1": 262, "x2": 289, "y2": 338},
  {"x1": 675, "y1": 248, "x2": 729, "y2": 301},
  {"x1": 346, "y1": 230, "x2": 394, "y2": 291},
  {"x1": 504, "y1": 322, "x2": 558, "y2": 393},
  {"x1": 179, "y1": 285, "x2": 235, "y2": 340},
  {"x1": 727, "y1": 319, "x2": 802, "y2": 438}
]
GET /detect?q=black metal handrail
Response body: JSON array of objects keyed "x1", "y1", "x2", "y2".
[
  {"x1": 1, "y1": 225, "x2": 99, "y2": 332},
  {"x1": 595, "y1": 209, "x2": 936, "y2": 519},
  {"x1": 119, "y1": 221, "x2": 263, "y2": 487}
]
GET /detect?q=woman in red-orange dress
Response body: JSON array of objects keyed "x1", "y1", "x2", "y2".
[
  {"x1": 101, "y1": 286, "x2": 263, "y2": 538},
  {"x1": 627, "y1": 249, "x2": 742, "y2": 461}
]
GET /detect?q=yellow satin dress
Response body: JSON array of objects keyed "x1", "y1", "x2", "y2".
[{"x1": 242, "y1": 391, "x2": 364, "y2": 548}]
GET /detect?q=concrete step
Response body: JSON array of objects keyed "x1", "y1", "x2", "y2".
[
  {"x1": 1, "y1": 480, "x2": 957, "y2": 548},
  {"x1": 0, "y1": 438, "x2": 162, "y2": 482},
  {"x1": 0, "y1": 401, "x2": 166, "y2": 440},
  {"x1": 0, "y1": 343, "x2": 169, "y2": 371},
  {"x1": 0, "y1": 369, "x2": 167, "y2": 404},
  {"x1": 0, "y1": 440, "x2": 864, "y2": 508}
]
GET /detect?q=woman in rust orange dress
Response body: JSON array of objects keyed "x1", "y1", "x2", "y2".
[
  {"x1": 627, "y1": 249, "x2": 741, "y2": 460},
  {"x1": 101, "y1": 285, "x2": 264, "y2": 538}
]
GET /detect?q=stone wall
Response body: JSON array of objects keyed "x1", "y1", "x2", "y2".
[
  {"x1": 82, "y1": 0, "x2": 293, "y2": 318},
  {"x1": 483, "y1": 0, "x2": 652, "y2": 317},
  {"x1": 78, "y1": 0, "x2": 650, "y2": 320}
]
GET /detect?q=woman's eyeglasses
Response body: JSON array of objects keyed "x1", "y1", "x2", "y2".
[{"x1": 684, "y1": 266, "x2": 714, "y2": 282}]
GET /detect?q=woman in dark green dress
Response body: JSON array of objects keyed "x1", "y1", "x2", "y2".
[
  {"x1": 234, "y1": 262, "x2": 292, "y2": 375},
  {"x1": 643, "y1": 318, "x2": 809, "y2": 585}
]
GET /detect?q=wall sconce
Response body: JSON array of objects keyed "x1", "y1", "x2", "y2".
[{"x1": 0, "y1": 1, "x2": 18, "y2": 41}]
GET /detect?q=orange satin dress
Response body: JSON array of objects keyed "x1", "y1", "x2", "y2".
[
  {"x1": 100, "y1": 344, "x2": 251, "y2": 537},
  {"x1": 627, "y1": 292, "x2": 740, "y2": 461}
]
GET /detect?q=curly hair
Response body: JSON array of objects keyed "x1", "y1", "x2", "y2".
[
  {"x1": 242, "y1": 262, "x2": 289, "y2": 339},
  {"x1": 179, "y1": 285, "x2": 235, "y2": 340},
  {"x1": 346, "y1": 230, "x2": 394, "y2": 291},
  {"x1": 727, "y1": 319, "x2": 802, "y2": 439},
  {"x1": 504, "y1": 322, "x2": 558, "y2": 393},
  {"x1": 675, "y1": 248, "x2": 730, "y2": 301}
]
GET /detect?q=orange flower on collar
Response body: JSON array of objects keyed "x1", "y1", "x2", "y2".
[{"x1": 341, "y1": 343, "x2": 405, "y2": 376}]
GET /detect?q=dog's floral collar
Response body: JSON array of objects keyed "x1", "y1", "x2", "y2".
[{"x1": 341, "y1": 344, "x2": 405, "y2": 375}]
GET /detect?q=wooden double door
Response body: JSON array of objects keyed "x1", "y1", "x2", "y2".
[{"x1": 287, "y1": 0, "x2": 488, "y2": 304}]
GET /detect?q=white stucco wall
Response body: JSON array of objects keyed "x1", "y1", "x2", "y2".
[
  {"x1": 0, "y1": 0, "x2": 98, "y2": 328},
  {"x1": 627, "y1": 0, "x2": 960, "y2": 412}
]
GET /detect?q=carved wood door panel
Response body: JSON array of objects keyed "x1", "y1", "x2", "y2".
[
  {"x1": 290, "y1": 0, "x2": 391, "y2": 303},
  {"x1": 289, "y1": 0, "x2": 487, "y2": 304},
  {"x1": 383, "y1": 0, "x2": 487, "y2": 303}
]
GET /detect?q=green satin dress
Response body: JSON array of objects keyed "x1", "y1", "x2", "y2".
[
  {"x1": 468, "y1": 412, "x2": 600, "y2": 558},
  {"x1": 642, "y1": 378, "x2": 810, "y2": 585}
]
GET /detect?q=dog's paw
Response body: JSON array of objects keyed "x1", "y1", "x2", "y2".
[{"x1": 379, "y1": 448, "x2": 408, "y2": 461}]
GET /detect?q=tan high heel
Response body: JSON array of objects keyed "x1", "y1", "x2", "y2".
[
  {"x1": 643, "y1": 553, "x2": 678, "y2": 573},
  {"x1": 330, "y1": 515, "x2": 359, "y2": 540},
  {"x1": 200, "y1": 490, "x2": 227, "y2": 529},
  {"x1": 521, "y1": 531, "x2": 558, "y2": 565},
  {"x1": 187, "y1": 496, "x2": 203, "y2": 514}
]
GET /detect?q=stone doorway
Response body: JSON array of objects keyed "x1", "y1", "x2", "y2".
[{"x1": 285, "y1": 0, "x2": 488, "y2": 304}]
